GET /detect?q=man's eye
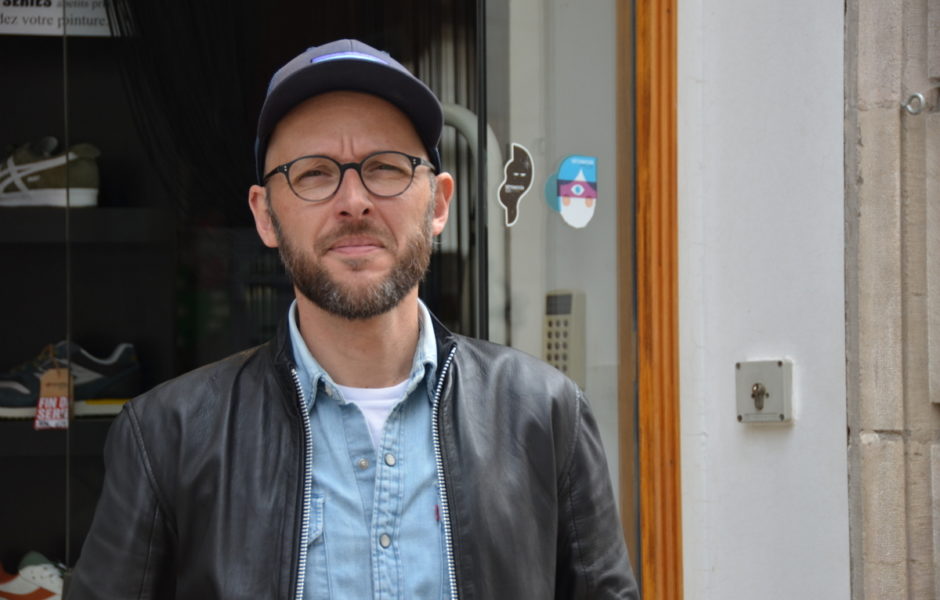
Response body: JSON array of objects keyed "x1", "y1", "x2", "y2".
[
  {"x1": 296, "y1": 168, "x2": 328, "y2": 179},
  {"x1": 366, "y1": 161, "x2": 408, "y2": 175},
  {"x1": 293, "y1": 164, "x2": 337, "y2": 185}
]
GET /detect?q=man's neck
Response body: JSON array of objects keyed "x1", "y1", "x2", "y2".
[{"x1": 294, "y1": 289, "x2": 422, "y2": 388}]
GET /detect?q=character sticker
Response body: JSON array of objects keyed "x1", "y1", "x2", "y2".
[
  {"x1": 544, "y1": 155, "x2": 597, "y2": 229},
  {"x1": 497, "y1": 143, "x2": 534, "y2": 227}
]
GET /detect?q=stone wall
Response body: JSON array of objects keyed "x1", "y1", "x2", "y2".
[{"x1": 846, "y1": 0, "x2": 940, "y2": 597}]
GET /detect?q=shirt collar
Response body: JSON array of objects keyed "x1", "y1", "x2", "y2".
[{"x1": 288, "y1": 299, "x2": 439, "y2": 409}]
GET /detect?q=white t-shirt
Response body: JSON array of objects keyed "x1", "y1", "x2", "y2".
[{"x1": 334, "y1": 380, "x2": 410, "y2": 454}]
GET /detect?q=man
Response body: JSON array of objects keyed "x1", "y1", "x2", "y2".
[{"x1": 70, "y1": 39, "x2": 638, "y2": 599}]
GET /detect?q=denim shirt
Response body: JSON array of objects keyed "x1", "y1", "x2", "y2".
[{"x1": 288, "y1": 300, "x2": 450, "y2": 599}]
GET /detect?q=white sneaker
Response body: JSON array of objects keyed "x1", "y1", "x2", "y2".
[
  {"x1": 0, "y1": 137, "x2": 100, "y2": 208},
  {"x1": 0, "y1": 552, "x2": 60, "y2": 600},
  {"x1": 17, "y1": 551, "x2": 64, "y2": 596}
]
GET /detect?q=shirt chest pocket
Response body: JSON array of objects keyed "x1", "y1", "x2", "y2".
[
  {"x1": 304, "y1": 494, "x2": 331, "y2": 599},
  {"x1": 308, "y1": 494, "x2": 325, "y2": 546}
]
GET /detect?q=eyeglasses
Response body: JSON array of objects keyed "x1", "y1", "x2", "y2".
[{"x1": 262, "y1": 150, "x2": 437, "y2": 203}]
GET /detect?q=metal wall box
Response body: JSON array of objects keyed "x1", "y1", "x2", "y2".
[{"x1": 736, "y1": 360, "x2": 793, "y2": 424}]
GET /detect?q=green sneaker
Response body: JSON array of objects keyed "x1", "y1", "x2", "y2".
[{"x1": 0, "y1": 136, "x2": 100, "y2": 207}]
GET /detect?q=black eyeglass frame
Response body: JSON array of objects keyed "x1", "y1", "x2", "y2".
[{"x1": 261, "y1": 150, "x2": 438, "y2": 203}]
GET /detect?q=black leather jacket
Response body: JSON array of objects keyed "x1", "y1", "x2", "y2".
[{"x1": 69, "y1": 317, "x2": 639, "y2": 599}]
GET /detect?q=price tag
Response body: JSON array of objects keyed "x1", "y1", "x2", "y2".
[{"x1": 34, "y1": 368, "x2": 72, "y2": 430}]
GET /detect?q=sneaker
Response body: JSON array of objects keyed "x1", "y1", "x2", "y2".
[
  {"x1": 0, "y1": 552, "x2": 60, "y2": 600},
  {"x1": 0, "y1": 341, "x2": 141, "y2": 419},
  {"x1": 0, "y1": 136, "x2": 100, "y2": 208},
  {"x1": 15, "y1": 552, "x2": 63, "y2": 597}
]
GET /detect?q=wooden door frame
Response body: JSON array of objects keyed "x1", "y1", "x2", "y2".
[{"x1": 619, "y1": 0, "x2": 682, "y2": 598}]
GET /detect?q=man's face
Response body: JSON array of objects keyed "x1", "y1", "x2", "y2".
[
  {"x1": 248, "y1": 91, "x2": 452, "y2": 320},
  {"x1": 268, "y1": 183, "x2": 436, "y2": 320}
]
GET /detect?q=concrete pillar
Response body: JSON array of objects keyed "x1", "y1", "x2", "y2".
[{"x1": 848, "y1": 0, "x2": 940, "y2": 597}]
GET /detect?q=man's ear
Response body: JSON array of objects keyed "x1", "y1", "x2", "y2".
[
  {"x1": 248, "y1": 185, "x2": 279, "y2": 248},
  {"x1": 431, "y1": 173, "x2": 454, "y2": 236}
]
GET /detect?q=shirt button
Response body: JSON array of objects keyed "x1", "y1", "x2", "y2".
[
  {"x1": 379, "y1": 533, "x2": 392, "y2": 548},
  {"x1": 384, "y1": 453, "x2": 397, "y2": 467},
  {"x1": 357, "y1": 458, "x2": 369, "y2": 470}
]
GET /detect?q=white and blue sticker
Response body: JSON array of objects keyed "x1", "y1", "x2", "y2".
[{"x1": 544, "y1": 155, "x2": 597, "y2": 229}]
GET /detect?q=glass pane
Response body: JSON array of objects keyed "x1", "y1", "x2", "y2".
[
  {"x1": 485, "y1": 0, "x2": 638, "y2": 560},
  {"x1": 0, "y1": 1, "x2": 73, "y2": 573},
  {"x1": 2, "y1": 0, "x2": 636, "y2": 585}
]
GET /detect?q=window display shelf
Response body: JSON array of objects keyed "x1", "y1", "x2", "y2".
[
  {"x1": 0, "y1": 207, "x2": 173, "y2": 244},
  {"x1": 0, "y1": 419, "x2": 113, "y2": 457}
]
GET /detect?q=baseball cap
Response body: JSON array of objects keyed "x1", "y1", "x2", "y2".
[{"x1": 255, "y1": 39, "x2": 443, "y2": 183}]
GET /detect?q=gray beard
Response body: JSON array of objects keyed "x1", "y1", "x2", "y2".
[{"x1": 270, "y1": 202, "x2": 434, "y2": 320}]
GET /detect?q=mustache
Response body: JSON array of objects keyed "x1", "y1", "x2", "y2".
[{"x1": 315, "y1": 220, "x2": 394, "y2": 253}]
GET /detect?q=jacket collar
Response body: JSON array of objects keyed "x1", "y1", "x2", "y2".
[{"x1": 271, "y1": 300, "x2": 459, "y2": 389}]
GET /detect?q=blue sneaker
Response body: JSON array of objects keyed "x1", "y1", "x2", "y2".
[{"x1": 0, "y1": 341, "x2": 141, "y2": 419}]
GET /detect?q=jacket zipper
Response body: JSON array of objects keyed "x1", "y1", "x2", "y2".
[
  {"x1": 290, "y1": 367, "x2": 314, "y2": 600},
  {"x1": 431, "y1": 346, "x2": 459, "y2": 600}
]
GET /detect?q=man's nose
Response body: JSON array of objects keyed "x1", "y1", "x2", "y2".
[{"x1": 332, "y1": 167, "x2": 374, "y2": 217}]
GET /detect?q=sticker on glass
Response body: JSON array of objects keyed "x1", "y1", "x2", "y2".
[
  {"x1": 497, "y1": 143, "x2": 534, "y2": 227},
  {"x1": 544, "y1": 155, "x2": 597, "y2": 229}
]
